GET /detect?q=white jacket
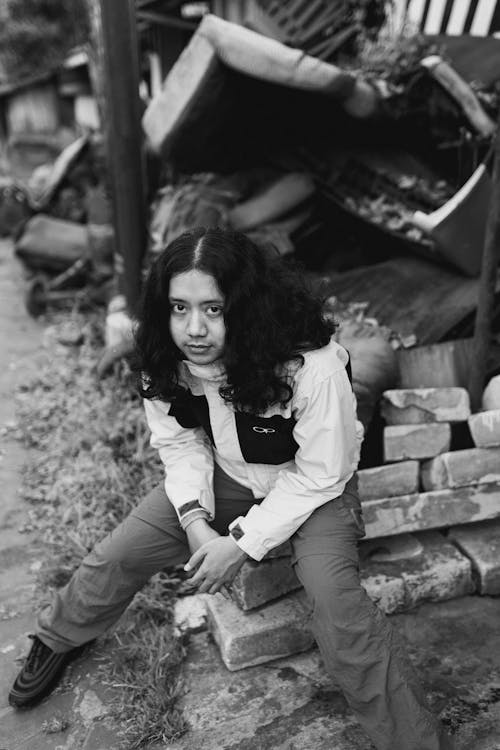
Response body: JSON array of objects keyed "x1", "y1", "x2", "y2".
[{"x1": 144, "y1": 338, "x2": 363, "y2": 561}]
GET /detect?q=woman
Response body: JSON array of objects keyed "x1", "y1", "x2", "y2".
[{"x1": 9, "y1": 228, "x2": 453, "y2": 750}]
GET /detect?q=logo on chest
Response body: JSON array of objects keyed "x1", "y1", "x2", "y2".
[
  {"x1": 236, "y1": 413, "x2": 298, "y2": 464},
  {"x1": 252, "y1": 426, "x2": 276, "y2": 434}
]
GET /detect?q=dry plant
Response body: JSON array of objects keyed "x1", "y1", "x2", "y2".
[{"x1": 15, "y1": 312, "x2": 188, "y2": 748}]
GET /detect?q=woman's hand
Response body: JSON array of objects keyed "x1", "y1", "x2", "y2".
[
  {"x1": 185, "y1": 536, "x2": 248, "y2": 596},
  {"x1": 185, "y1": 518, "x2": 220, "y2": 555}
]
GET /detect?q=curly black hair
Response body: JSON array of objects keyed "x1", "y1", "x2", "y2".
[{"x1": 136, "y1": 227, "x2": 335, "y2": 413}]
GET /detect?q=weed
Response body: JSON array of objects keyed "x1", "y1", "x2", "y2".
[{"x1": 15, "y1": 312, "x2": 187, "y2": 748}]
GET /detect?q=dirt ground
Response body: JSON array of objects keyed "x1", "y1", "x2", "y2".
[{"x1": 1, "y1": 238, "x2": 500, "y2": 750}]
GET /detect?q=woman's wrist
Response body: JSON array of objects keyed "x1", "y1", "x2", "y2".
[{"x1": 181, "y1": 510, "x2": 211, "y2": 531}]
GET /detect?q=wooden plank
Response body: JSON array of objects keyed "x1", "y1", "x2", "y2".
[
  {"x1": 310, "y1": 256, "x2": 497, "y2": 344},
  {"x1": 397, "y1": 339, "x2": 473, "y2": 388}
]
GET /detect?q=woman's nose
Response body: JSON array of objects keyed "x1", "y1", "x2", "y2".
[{"x1": 187, "y1": 310, "x2": 206, "y2": 336}]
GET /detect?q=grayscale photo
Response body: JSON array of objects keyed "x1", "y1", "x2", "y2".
[{"x1": 1, "y1": 1, "x2": 500, "y2": 748}]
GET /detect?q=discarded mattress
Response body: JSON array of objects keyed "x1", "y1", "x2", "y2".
[{"x1": 142, "y1": 14, "x2": 378, "y2": 169}]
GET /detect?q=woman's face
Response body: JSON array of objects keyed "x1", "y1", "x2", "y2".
[{"x1": 169, "y1": 269, "x2": 226, "y2": 364}]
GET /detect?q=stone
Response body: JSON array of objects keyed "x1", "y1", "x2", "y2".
[
  {"x1": 468, "y1": 409, "x2": 500, "y2": 447},
  {"x1": 174, "y1": 594, "x2": 208, "y2": 634},
  {"x1": 482, "y1": 375, "x2": 500, "y2": 411},
  {"x1": 384, "y1": 423, "x2": 451, "y2": 462},
  {"x1": 360, "y1": 531, "x2": 473, "y2": 614},
  {"x1": 381, "y1": 387, "x2": 470, "y2": 425},
  {"x1": 400, "y1": 532, "x2": 474, "y2": 608},
  {"x1": 231, "y1": 557, "x2": 300, "y2": 611},
  {"x1": 205, "y1": 590, "x2": 314, "y2": 671},
  {"x1": 448, "y1": 519, "x2": 500, "y2": 594},
  {"x1": 421, "y1": 448, "x2": 500, "y2": 490},
  {"x1": 361, "y1": 482, "x2": 500, "y2": 539},
  {"x1": 358, "y1": 461, "x2": 419, "y2": 501},
  {"x1": 360, "y1": 533, "x2": 423, "y2": 562}
]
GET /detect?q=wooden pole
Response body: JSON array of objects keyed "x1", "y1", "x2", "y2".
[
  {"x1": 468, "y1": 116, "x2": 500, "y2": 411},
  {"x1": 86, "y1": 0, "x2": 147, "y2": 317}
]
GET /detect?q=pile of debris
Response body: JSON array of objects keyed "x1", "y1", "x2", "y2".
[{"x1": 2, "y1": 134, "x2": 115, "y2": 317}]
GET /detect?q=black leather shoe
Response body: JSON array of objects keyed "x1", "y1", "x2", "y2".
[{"x1": 8, "y1": 635, "x2": 87, "y2": 708}]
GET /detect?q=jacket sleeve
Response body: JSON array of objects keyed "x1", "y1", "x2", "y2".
[
  {"x1": 143, "y1": 398, "x2": 215, "y2": 526},
  {"x1": 228, "y1": 367, "x2": 362, "y2": 560}
]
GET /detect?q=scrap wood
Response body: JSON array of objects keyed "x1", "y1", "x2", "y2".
[
  {"x1": 311, "y1": 256, "x2": 500, "y2": 345},
  {"x1": 421, "y1": 56, "x2": 495, "y2": 139}
]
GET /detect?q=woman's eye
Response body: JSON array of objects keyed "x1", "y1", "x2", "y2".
[
  {"x1": 206, "y1": 306, "x2": 223, "y2": 317},
  {"x1": 171, "y1": 304, "x2": 186, "y2": 314}
]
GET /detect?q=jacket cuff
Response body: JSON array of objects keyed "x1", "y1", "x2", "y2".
[{"x1": 228, "y1": 518, "x2": 269, "y2": 561}]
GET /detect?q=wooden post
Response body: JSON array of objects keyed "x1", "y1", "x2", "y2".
[
  {"x1": 86, "y1": 0, "x2": 147, "y2": 317},
  {"x1": 468, "y1": 116, "x2": 500, "y2": 410}
]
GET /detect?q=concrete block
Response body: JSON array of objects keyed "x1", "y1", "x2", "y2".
[
  {"x1": 361, "y1": 572, "x2": 406, "y2": 614},
  {"x1": 449, "y1": 519, "x2": 500, "y2": 594},
  {"x1": 400, "y1": 531, "x2": 474, "y2": 607},
  {"x1": 231, "y1": 557, "x2": 301, "y2": 611},
  {"x1": 358, "y1": 461, "x2": 419, "y2": 501},
  {"x1": 362, "y1": 482, "x2": 500, "y2": 539},
  {"x1": 421, "y1": 448, "x2": 500, "y2": 490},
  {"x1": 384, "y1": 423, "x2": 451, "y2": 462},
  {"x1": 468, "y1": 409, "x2": 500, "y2": 447},
  {"x1": 205, "y1": 590, "x2": 314, "y2": 671},
  {"x1": 381, "y1": 387, "x2": 470, "y2": 425},
  {"x1": 482, "y1": 375, "x2": 500, "y2": 411},
  {"x1": 360, "y1": 531, "x2": 474, "y2": 613}
]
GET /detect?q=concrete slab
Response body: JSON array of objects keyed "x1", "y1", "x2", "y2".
[
  {"x1": 360, "y1": 531, "x2": 473, "y2": 614},
  {"x1": 469, "y1": 410, "x2": 500, "y2": 448},
  {"x1": 357, "y1": 460, "x2": 419, "y2": 500},
  {"x1": 384, "y1": 422, "x2": 451, "y2": 462},
  {"x1": 381, "y1": 387, "x2": 470, "y2": 424},
  {"x1": 148, "y1": 596, "x2": 500, "y2": 750},
  {"x1": 421, "y1": 448, "x2": 500, "y2": 490},
  {"x1": 362, "y1": 482, "x2": 500, "y2": 538},
  {"x1": 206, "y1": 591, "x2": 314, "y2": 671},
  {"x1": 448, "y1": 519, "x2": 500, "y2": 595},
  {"x1": 231, "y1": 556, "x2": 301, "y2": 611}
]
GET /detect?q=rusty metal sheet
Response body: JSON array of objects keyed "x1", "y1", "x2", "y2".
[{"x1": 311, "y1": 256, "x2": 494, "y2": 344}]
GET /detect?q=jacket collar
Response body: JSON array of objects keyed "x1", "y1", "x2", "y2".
[{"x1": 182, "y1": 359, "x2": 226, "y2": 382}]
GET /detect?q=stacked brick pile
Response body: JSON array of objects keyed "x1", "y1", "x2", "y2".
[{"x1": 195, "y1": 386, "x2": 500, "y2": 671}]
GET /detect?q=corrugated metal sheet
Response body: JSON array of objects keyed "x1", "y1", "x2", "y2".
[
  {"x1": 311, "y1": 257, "x2": 498, "y2": 344},
  {"x1": 389, "y1": 0, "x2": 500, "y2": 37}
]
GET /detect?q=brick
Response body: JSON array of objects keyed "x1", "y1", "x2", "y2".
[
  {"x1": 448, "y1": 519, "x2": 500, "y2": 594},
  {"x1": 205, "y1": 591, "x2": 314, "y2": 671},
  {"x1": 361, "y1": 482, "x2": 500, "y2": 539},
  {"x1": 360, "y1": 531, "x2": 473, "y2": 613},
  {"x1": 381, "y1": 387, "x2": 470, "y2": 425},
  {"x1": 400, "y1": 531, "x2": 474, "y2": 608},
  {"x1": 358, "y1": 461, "x2": 419, "y2": 501},
  {"x1": 468, "y1": 409, "x2": 500, "y2": 447},
  {"x1": 384, "y1": 423, "x2": 451, "y2": 462},
  {"x1": 482, "y1": 375, "x2": 500, "y2": 411},
  {"x1": 231, "y1": 557, "x2": 300, "y2": 611},
  {"x1": 421, "y1": 448, "x2": 500, "y2": 491}
]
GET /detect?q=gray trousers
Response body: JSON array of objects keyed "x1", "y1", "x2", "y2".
[{"x1": 37, "y1": 466, "x2": 453, "y2": 750}]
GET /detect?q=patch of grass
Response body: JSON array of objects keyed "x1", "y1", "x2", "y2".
[{"x1": 15, "y1": 312, "x2": 188, "y2": 748}]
